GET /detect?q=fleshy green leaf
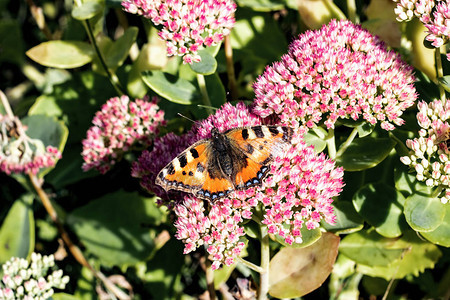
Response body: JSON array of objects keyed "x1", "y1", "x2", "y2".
[
  {"x1": 190, "y1": 50, "x2": 217, "y2": 75},
  {"x1": 236, "y1": 0, "x2": 285, "y2": 11},
  {"x1": 51, "y1": 293, "x2": 79, "y2": 300},
  {"x1": 137, "y1": 238, "x2": 184, "y2": 299},
  {"x1": 404, "y1": 194, "x2": 445, "y2": 232},
  {"x1": 321, "y1": 201, "x2": 364, "y2": 234},
  {"x1": 336, "y1": 137, "x2": 396, "y2": 171},
  {"x1": 356, "y1": 232, "x2": 442, "y2": 279},
  {"x1": 67, "y1": 190, "x2": 164, "y2": 266},
  {"x1": 142, "y1": 70, "x2": 199, "y2": 105},
  {"x1": 304, "y1": 129, "x2": 327, "y2": 153},
  {"x1": 205, "y1": 73, "x2": 226, "y2": 108},
  {"x1": 353, "y1": 183, "x2": 406, "y2": 238},
  {"x1": 268, "y1": 232, "x2": 340, "y2": 298},
  {"x1": 0, "y1": 194, "x2": 34, "y2": 263},
  {"x1": 420, "y1": 203, "x2": 450, "y2": 246},
  {"x1": 21, "y1": 115, "x2": 68, "y2": 177},
  {"x1": 339, "y1": 230, "x2": 405, "y2": 267},
  {"x1": 71, "y1": 1, "x2": 103, "y2": 20},
  {"x1": 104, "y1": 27, "x2": 139, "y2": 69},
  {"x1": 26, "y1": 41, "x2": 94, "y2": 69},
  {"x1": 394, "y1": 166, "x2": 434, "y2": 196}
]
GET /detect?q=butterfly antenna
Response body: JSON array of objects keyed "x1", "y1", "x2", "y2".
[{"x1": 177, "y1": 113, "x2": 197, "y2": 123}]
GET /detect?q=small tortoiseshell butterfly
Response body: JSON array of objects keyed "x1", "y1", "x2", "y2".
[{"x1": 156, "y1": 125, "x2": 294, "y2": 201}]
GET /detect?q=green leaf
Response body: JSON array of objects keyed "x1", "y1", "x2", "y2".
[
  {"x1": 356, "y1": 231, "x2": 442, "y2": 279},
  {"x1": 236, "y1": 0, "x2": 285, "y2": 11},
  {"x1": 0, "y1": 194, "x2": 34, "y2": 263},
  {"x1": 22, "y1": 115, "x2": 68, "y2": 150},
  {"x1": 336, "y1": 137, "x2": 396, "y2": 171},
  {"x1": 67, "y1": 190, "x2": 164, "y2": 266},
  {"x1": 394, "y1": 165, "x2": 434, "y2": 196},
  {"x1": 0, "y1": 20, "x2": 24, "y2": 64},
  {"x1": 304, "y1": 130, "x2": 327, "y2": 153},
  {"x1": 353, "y1": 183, "x2": 406, "y2": 238},
  {"x1": 71, "y1": 1, "x2": 103, "y2": 20},
  {"x1": 29, "y1": 71, "x2": 117, "y2": 143},
  {"x1": 339, "y1": 230, "x2": 405, "y2": 267},
  {"x1": 105, "y1": 27, "x2": 138, "y2": 69},
  {"x1": 26, "y1": 41, "x2": 94, "y2": 69},
  {"x1": 321, "y1": 201, "x2": 364, "y2": 234},
  {"x1": 404, "y1": 194, "x2": 445, "y2": 232},
  {"x1": 356, "y1": 122, "x2": 375, "y2": 138},
  {"x1": 142, "y1": 70, "x2": 199, "y2": 105},
  {"x1": 268, "y1": 233, "x2": 340, "y2": 298},
  {"x1": 190, "y1": 50, "x2": 217, "y2": 75},
  {"x1": 205, "y1": 73, "x2": 226, "y2": 108},
  {"x1": 437, "y1": 76, "x2": 450, "y2": 93},
  {"x1": 51, "y1": 293, "x2": 79, "y2": 300},
  {"x1": 21, "y1": 115, "x2": 68, "y2": 177},
  {"x1": 138, "y1": 238, "x2": 184, "y2": 299},
  {"x1": 420, "y1": 203, "x2": 450, "y2": 246}
]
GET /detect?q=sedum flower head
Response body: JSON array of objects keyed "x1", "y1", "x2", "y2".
[
  {"x1": 400, "y1": 100, "x2": 450, "y2": 204},
  {"x1": 0, "y1": 253, "x2": 69, "y2": 300},
  {"x1": 0, "y1": 115, "x2": 61, "y2": 175},
  {"x1": 172, "y1": 127, "x2": 344, "y2": 269},
  {"x1": 253, "y1": 19, "x2": 417, "y2": 131},
  {"x1": 122, "y1": 0, "x2": 236, "y2": 64},
  {"x1": 82, "y1": 95, "x2": 165, "y2": 174}
]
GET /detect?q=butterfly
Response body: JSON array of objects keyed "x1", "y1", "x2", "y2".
[{"x1": 155, "y1": 125, "x2": 294, "y2": 201}]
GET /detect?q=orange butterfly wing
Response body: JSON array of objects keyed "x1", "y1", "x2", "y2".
[
  {"x1": 155, "y1": 140, "x2": 234, "y2": 200},
  {"x1": 225, "y1": 125, "x2": 293, "y2": 189}
]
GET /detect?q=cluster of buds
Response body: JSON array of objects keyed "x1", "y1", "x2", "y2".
[
  {"x1": 122, "y1": 0, "x2": 236, "y2": 64},
  {"x1": 0, "y1": 253, "x2": 69, "y2": 300},
  {"x1": 0, "y1": 114, "x2": 61, "y2": 175},
  {"x1": 82, "y1": 95, "x2": 165, "y2": 174},
  {"x1": 401, "y1": 100, "x2": 450, "y2": 204},
  {"x1": 393, "y1": 0, "x2": 450, "y2": 59}
]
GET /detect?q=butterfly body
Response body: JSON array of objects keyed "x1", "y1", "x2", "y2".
[{"x1": 156, "y1": 125, "x2": 293, "y2": 201}]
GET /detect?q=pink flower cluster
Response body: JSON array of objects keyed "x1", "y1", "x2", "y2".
[
  {"x1": 400, "y1": 100, "x2": 450, "y2": 204},
  {"x1": 257, "y1": 130, "x2": 344, "y2": 244},
  {"x1": 122, "y1": 0, "x2": 236, "y2": 64},
  {"x1": 394, "y1": 0, "x2": 450, "y2": 59},
  {"x1": 156, "y1": 102, "x2": 344, "y2": 269},
  {"x1": 82, "y1": 95, "x2": 165, "y2": 174},
  {"x1": 253, "y1": 19, "x2": 417, "y2": 131},
  {"x1": 174, "y1": 195, "x2": 256, "y2": 270},
  {"x1": 0, "y1": 115, "x2": 61, "y2": 175}
]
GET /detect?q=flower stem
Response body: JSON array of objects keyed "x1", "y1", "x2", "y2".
[
  {"x1": 83, "y1": 19, "x2": 125, "y2": 96},
  {"x1": 196, "y1": 74, "x2": 214, "y2": 115},
  {"x1": 224, "y1": 35, "x2": 238, "y2": 100},
  {"x1": 335, "y1": 127, "x2": 358, "y2": 158},
  {"x1": 326, "y1": 128, "x2": 337, "y2": 159},
  {"x1": 258, "y1": 225, "x2": 270, "y2": 300},
  {"x1": 347, "y1": 0, "x2": 357, "y2": 23},
  {"x1": 28, "y1": 173, "x2": 130, "y2": 300},
  {"x1": 0, "y1": 90, "x2": 14, "y2": 119},
  {"x1": 205, "y1": 259, "x2": 217, "y2": 300},
  {"x1": 236, "y1": 257, "x2": 265, "y2": 273},
  {"x1": 435, "y1": 47, "x2": 446, "y2": 103}
]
